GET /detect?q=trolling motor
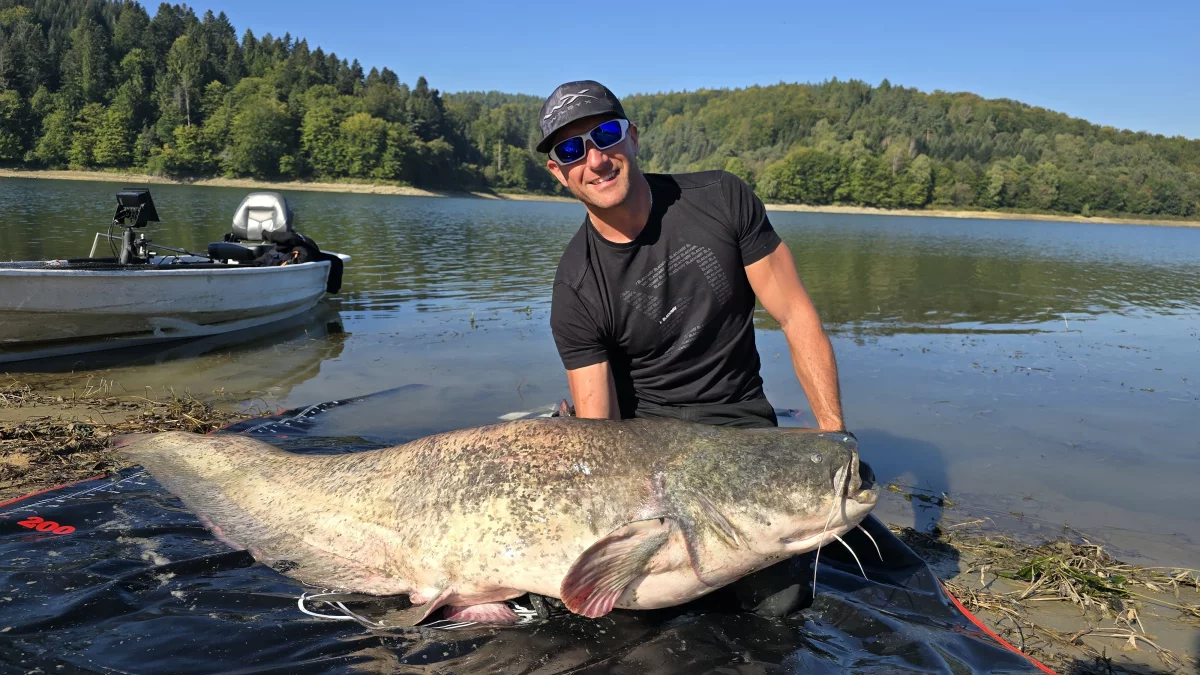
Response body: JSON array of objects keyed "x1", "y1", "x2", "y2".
[{"x1": 112, "y1": 188, "x2": 160, "y2": 264}]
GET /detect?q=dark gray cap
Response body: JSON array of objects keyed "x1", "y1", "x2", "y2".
[{"x1": 536, "y1": 80, "x2": 627, "y2": 153}]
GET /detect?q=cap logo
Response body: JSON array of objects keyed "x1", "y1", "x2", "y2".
[{"x1": 543, "y1": 89, "x2": 598, "y2": 120}]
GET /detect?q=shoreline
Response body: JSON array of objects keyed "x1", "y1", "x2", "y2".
[
  {"x1": 762, "y1": 201, "x2": 1200, "y2": 227},
  {"x1": 0, "y1": 168, "x2": 577, "y2": 202},
  {"x1": 2, "y1": 168, "x2": 1196, "y2": 228}
]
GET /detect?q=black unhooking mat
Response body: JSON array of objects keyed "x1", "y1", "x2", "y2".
[{"x1": 0, "y1": 386, "x2": 1051, "y2": 674}]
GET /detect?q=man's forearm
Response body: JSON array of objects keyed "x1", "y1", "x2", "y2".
[{"x1": 783, "y1": 321, "x2": 844, "y2": 431}]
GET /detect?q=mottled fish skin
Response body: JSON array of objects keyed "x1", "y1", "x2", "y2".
[{"x1": 114, "y1": 418, "x2": 877, "y2": 621}]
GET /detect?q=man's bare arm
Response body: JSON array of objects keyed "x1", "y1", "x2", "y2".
[
  {"x1": 745, "y1": 242, "x2": 845, "y2": 431},
  {"x1": 566, "y1": 361, "x2": 619, "y2": 419}
]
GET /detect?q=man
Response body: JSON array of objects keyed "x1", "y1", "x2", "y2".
[{"x1": 540, "y1": 80, "x2": 846, "y2": 432}]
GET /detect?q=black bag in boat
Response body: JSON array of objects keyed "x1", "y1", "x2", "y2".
[{"x1": 250, "y1": 230, "x2": 344, "y2": 294}]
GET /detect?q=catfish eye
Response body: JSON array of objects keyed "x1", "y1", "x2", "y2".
[{"x1": 809, "y1": 454, "x2": 822, "y2": 464}]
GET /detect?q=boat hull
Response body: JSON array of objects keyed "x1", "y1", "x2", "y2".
[{"x1": 0, "y1": 260, "x2": 336, "y2": 363}]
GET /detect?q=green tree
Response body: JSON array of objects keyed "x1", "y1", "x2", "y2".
[
  {"x1": 133, "y1": 125, "x2": 157, "y2": 167},
  {"x1": 163, "y1": 123, "x2": 215, "y2": 173},
  {"x1": 496, "y1": 144, "x2": 544, "y2": 189},
  {"x1": 61, "y1": 15, "x2": 110, "y2": 105},
  {"x1": 299, "y1": 90, "x2": 345, "y2": 176},
  {"x1": 407, "y1": 76, "x2": 444, "y2": 141},
  {"x1": 167, "y1": 34, "x2": 207, "y2": 126},
  {"x1": 758, "y1": 147, "x2": 845, "y2": 204},
  {"x1": 0, "y1": 16, "x2": 50, "y2": 95},
  {"x1": 113, "y1": 48, "x2": 155, "y2": 127},
  {"x1": 226, "y1": 96, "x2": 291, "y2": 177},
  {"x1": 1028, "y1": 161, "x2": 1061, "y2": 210},
  {"x1": 1149, "y1": 178, "x2": 1187, "y2": 216},
  {"x1": 413, "y1": 136, "x2": 456, "y2": 186},
  {"x1": 882, "y1": 136, "x2": 914, "y2": 176},
  {"x1": 338, "y1": 112, "x2": 387, "y2": 177},
  {"x1": 69, "y1": 103, "x2": 108, "y2": 167},
  {"x1": 112, "y1": 4, "x2": 149, "y2": 55},
  {"x1": 0, "y1": 6, "x2": 30, "y2": 25},
  {"x1": 362, "y1": 81, "x2": 408, "y2": 124},
  {"x1": 378, "y1": 121, "x2": 416, "y2": 180},
  {"x1": 984, "y1": 162, "x2": 1010, "y2": 208},
  {"x1": 723, "y1": 157, "x2": 755, "y2": 189},
  {"x1": 34, "y1": 109, "x2": 73, "y2": 166},
  {"x1": 0, "y1": 90, "x2": 26, "y2": 161},
  {"x1": 847, "y1": 156, "x2": 893, "y2": 207},
  {"x1": 896, "y1": 154, "x2": 934, "y2": 208},
  {"x1": 200, "y1": 81, "x2": 231, "y2": 119},
  {"x1": 93, "y1": 105, "x2": 134, "y2": 167}
]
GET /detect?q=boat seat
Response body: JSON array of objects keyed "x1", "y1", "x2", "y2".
[
  {"x1": 208, "y1": 192, "x2": 295, "y2": 263},
  {"x1": 208, "y1": 241, "x2": 273, "y2": 263},
  {"x1": 231, "y1": 192, "x2": 294, "y2": 242}
]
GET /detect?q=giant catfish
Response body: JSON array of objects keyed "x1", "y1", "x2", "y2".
[{"x1": 114, "y1": 417, "x2": 877, "y2": 625}]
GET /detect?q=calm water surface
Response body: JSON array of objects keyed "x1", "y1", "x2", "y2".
[{"x1": 3, "y1": 177, "x2": 1198, "y2": 568}]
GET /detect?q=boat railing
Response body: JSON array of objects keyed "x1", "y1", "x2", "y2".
[{"x1": 89, "y1": 232, "x2": 121, "y2": 258}]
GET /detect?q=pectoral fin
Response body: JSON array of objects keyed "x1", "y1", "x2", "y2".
[{"x1": 560, "y1": 519, "x2": 672, "y2": 618}]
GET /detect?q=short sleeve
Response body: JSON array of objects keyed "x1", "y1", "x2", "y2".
[
  {"x1": 550, "y1": 281, "x2": 608, "y2": 370},
  {"x1": 721, "y1": 171, "x2": 781, "y2": 265}
]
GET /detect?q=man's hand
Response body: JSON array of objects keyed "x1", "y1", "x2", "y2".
[
  {"x1": 745, "y1": 242, "x2": 845, "y2": 431},
  {"x1": 565, "y1": 361, "x2": 619, "y2": 419}
]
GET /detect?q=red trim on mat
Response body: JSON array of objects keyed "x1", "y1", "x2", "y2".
[
  {"x1": 942, "y1": 581, "x2": 1057, "y2": 675},
  {"x1": 0, "y1": 474, "x2": 107, "y2": 510}
]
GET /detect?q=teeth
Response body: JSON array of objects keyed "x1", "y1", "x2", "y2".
[{"x1": 592, "y1": 171, "x2": 617, "y2": 185}]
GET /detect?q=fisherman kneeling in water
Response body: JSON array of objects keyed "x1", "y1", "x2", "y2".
[
  {"x1": 541, "y1": 81, "x2": 843, "y2": 433},
  {"x1": 538, "y1": 81, "x2": 859, "y2": 618}
]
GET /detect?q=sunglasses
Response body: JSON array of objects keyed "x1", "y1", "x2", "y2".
[{"x1": 549, "y1": 119, "x2": 630, "y2": 165}]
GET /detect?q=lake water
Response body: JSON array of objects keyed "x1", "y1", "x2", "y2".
[{"x1": 3, "y1": 177, "x2": 1198, "y2": 569}]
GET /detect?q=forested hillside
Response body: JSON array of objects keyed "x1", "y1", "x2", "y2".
[{"x1": 1, "y1": 0, "x2": 1197, "y2": 218}]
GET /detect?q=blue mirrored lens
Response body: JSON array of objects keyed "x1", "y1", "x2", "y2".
[
  {"x1": 554, "y1": 137, "x2": 585, "y2": 163},
  {"x1": 590, "y1": 120, "x2": 624, "y2": 148}
]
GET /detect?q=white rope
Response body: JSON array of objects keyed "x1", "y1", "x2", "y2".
[{"x1": 296, "y1": 592, "x2": 357, "y2": 621}]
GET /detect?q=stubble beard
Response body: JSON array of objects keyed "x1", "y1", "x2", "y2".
[{"x1": 572, "y1": 160, "x2": 639, "y2": 213}]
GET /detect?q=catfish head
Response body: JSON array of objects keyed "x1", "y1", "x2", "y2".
[
  {"x1": 664, "y1": 427, "x2": 878, "y2": 586},
  {"x1": 558, "y1": 424, "x2": 878, "y2": 619}
]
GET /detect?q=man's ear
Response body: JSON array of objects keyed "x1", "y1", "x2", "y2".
[
  {"x1": 546, "y1": 159, "x2": 568, "y2": 187},
  {"x1": 629, "y1": 123, "x2": 639, "y2": 155}
]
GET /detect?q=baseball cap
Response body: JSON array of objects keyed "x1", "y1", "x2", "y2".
[{"x1": 535, "y1": 80, "x2": 627, "y2": 154}]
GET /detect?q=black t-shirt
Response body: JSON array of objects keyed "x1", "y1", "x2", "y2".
[{"x1": 550, "y1": 170, "x2": 782, "y2": 418}]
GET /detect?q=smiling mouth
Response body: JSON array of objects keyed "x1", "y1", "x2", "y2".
[{"x1": 589, "y1": 169, "x2": 619, "y2": 186}]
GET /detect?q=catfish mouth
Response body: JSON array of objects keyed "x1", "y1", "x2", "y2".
[
  {"x1": 778, "y1": 485, "x2": 879, "y2": 551},
  {"x1": 851, "y1": 488, "x2": 878, "y2": 507}
]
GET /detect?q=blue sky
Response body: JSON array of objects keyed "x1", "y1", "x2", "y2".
[{"x1": 202, "y1": 0, "x2": 1199, "y2": 139}]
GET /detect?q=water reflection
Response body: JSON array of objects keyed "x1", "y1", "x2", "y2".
[
  {"x1": 767, "y1": 215, "x2": 1200, "y2": 334},
  {"x1": 4, "y1": 303, "x2": 348, "y2": 402}
]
